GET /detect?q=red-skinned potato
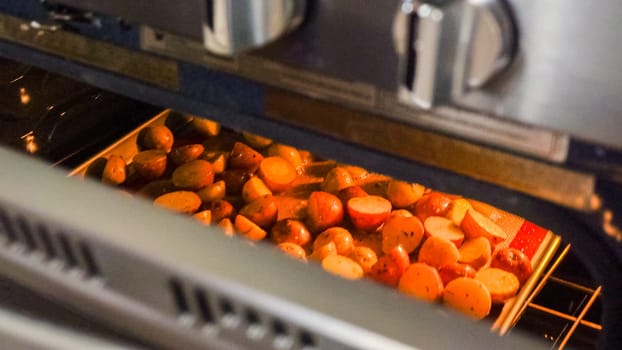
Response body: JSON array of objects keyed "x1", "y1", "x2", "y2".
[
  {"x1": 413, "y1": 192, "x2": 453, "y2": 222},
  {"x1": 306, "y1": 191, "x2": 344, "y2": 232},
  {"x1": 321, "y1": 167, "x2": 355, "y2": 194},
  {"x1": 398, "y1": 263, "x2": 444, "y2": 302},
  {"x1": 154, "y1": 191, "x2": 202, "y2": 214},
  {"x1": 211, "y1": 199, "x2": 236, "y2": 223},
  {"x1": 418, "y1": 236, "x2": 460, "y2": 269},
  {"x1": 133, "y1": 150, "x2": 167, "y2": 181},
  {"x1": 242, "y1": 176, "x2": 272, "y2": 203},
  {"x1": 368, "y1": 256, "x2": 403, "y2": 287},
  {"x1": 138, "y1": 125, "x2": 174, "y2": 152},
  {"x1": 381, "y1": 215, "x2": 424, "y2": 254},
  {"x1": 266, "y1": 144, "x2": 304, "y2": 175},
  {"x1": 271, "y1": 219, "x2": 312, "y2": 246},
  {"x1": 490, "y1": 247, "x2": 532, "y2": 285},
  {"x1": 169, "y1": 144, "x2": 205, "y2": 165},
  {"x1": 234, "y1": 214, "x2": 267, "y2": 241},
  {"x1": 220, "y1": 169, "x2": 252, "y2": 195},
  {"x1": 321, "y1": 255, "x2": 364, "y2": 280},
  {"x1": 309, "y1": 241, "x2": 338, "y2": 261},
  {"x1": 438, "y1": 262, "x2": 477, "y2": 285},
  {"x1": 278, "y1": 243, "x2": 307, "y2": 261},
  {"x1": 458, "y1": 237, "x2": 491, "y2": 270},
  {"x1": 258, "y1": 156, "x2": 297, "y2": 192},
  {"x1": 347, "y1": 195, "x2": 392, "y2": 231},
  {"x1": 337, "y1": 186, "x2": 367, "y2": 208},
  {"x1": 102, "y1": 155, "x2": 126, "y2": 185},
  {"x1": 387, "y1": 245, "x2": 410, "y2": 274},
  {"x1": 423, "y1": 216, "x2": 465, "y2": 247},
  {"x1": 239, "y1": 195, "x2": 278, "y2": 229},
  {"x1": 228, "y1": 142, "x2": 264, "y2": 172},
  {"x1": 460, "y1": 209, "x2": 508, "y2": 244},
  {"x1": 172, "y1": 160, "x2": 215, "y2": 190},
  {"x1": 348, "y1": 246, "x2": 378, "y2": 273},
  {"x1": 386, "y1": 180, "x2": 425, "y2": 208},
  {"x1": 313, "y1": 227, "x2": 354, "y2": 256}
]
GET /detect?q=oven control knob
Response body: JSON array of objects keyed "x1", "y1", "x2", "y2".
[
  {"x1": 203, "y1": 0, "x2": 306, "y2": 56},
  {"x1": 394, "y1": 0, "x2": 517, "y2": 109}
]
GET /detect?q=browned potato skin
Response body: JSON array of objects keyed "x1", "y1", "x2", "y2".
[
  {"x1": 102, "y1": 155, "x2": 126, "y2": 185},
  {"x1": 271, "y1": 219, "x2": 311, "y2": 246},
  {"x1": 278, "y1": 243, "x2": 307, "y2": 261},
  {"x1": 220, "y1": 169, "x2": 251, "y2": 195},
  {"x1": 196, "y1": 180, "x2": 226, "y2": 203},
  {"x1": 239, "y1": 195, "x2": 278, "y2": 229},
  {"x1": 154, "y1": 191, "x2": 202, "y2": 214},
  {"x1": 211, "y1": 199, "x2": 236, "y2": 224},
  {"x1": 413, "y1": 192, "x2": 453, "y2": 222},
  {"x1": 172, "y1": 160, "x2": 215, "y2": 190},
  {"x1": 337, "y1": 186, "x2": 368, "y2": 209},
  {"x1": 169, "y1": 144, "x2": 205, "y2": 165},
  {"x1": 228, "y1": 142, "x2": 264, "y2": 172},
  {"x1": 490, "y1": 247, "x2": 532, "y2": 285},
  {"x1": 139, "y1": 179, "x2": 177, "y2": 199},
  {"x1": 133, "y1": 150, "x2": 167, "y2": 181},
  {"x1": 138, "y1": 126, "x2": 174, "y2": 153},
  {"x1": 306, "y1": 191, "x2": 344, "y2": 233},
  {"x1": 321, "y1": 167, "x2": 355, "y2": 193}
]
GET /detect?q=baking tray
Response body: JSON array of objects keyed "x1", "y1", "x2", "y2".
[{"x1": 70, "y1": 109, "x2": 562, "y2": 335}]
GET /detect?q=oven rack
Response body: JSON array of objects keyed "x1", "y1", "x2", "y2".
[{"x1": 510, "y1": 244, "x2": 603, "y2": 349}]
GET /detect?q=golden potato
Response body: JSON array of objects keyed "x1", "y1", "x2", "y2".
[
  {"x1": 321, "y1": 167, "x2": 355, "y2": 194},
  {"x1": 239, "y1": 195, "x2": 278, "y2": 229},
  {"x1": 242, "y1": 131, "x2": 273, "y2": 149},
  {"x1": 197, "y1": 180, "x2": 226, "y2": 203},
  {"x1": 133, "y1": 150, "x2": 167, "y2": 181},
  {"x1": 154, "y1": 191, "x2": 202, "y2": 214},
  {"x1": 266, "y1": 144, "x2": 304, "y2": 174},
  {"x1": 386, "y1": 180, "x2": 425, "y2": 208},
  {"x1": 169, "y1": 144, "x2": 205, "y2": 165},
  {"x1": 271, "y1": 219, "x2": 311, "y2": 246},
  {"x1": 172, "y1": 160, "x2": 215, "y2": 190},
  {"x1": 192, "y1": 117, "x2": 221, "y2": 137},
  {"x1": 138, "y1": 126, "x2": 174, "y2": 152},
  {"x1": 102, "y1": 155, "x2": 126, "y2": 185},
  {"x1": 242, "y1": 177, "x2": 272, "y2": 203},
  {"x1": 228, "y1": 142, "x2": 264, "y2": 172}
]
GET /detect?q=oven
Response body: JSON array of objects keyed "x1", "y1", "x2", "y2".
[{"x1": 0, "y1": 1, "x2": 621, "y2": 349}]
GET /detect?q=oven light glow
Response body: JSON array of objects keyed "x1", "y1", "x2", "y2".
[
  {"x1": 21, "y1": 132, "x2": 38, "y2": 154},
  {"x1": 19, "y1": 87, "x2": 30, "y2": 105}
]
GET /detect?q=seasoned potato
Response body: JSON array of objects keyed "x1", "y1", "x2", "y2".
[
  {"x1": 196, "y1": 180, "x2": 226, "y2": 203},
  {"x1": 266, "y1": 144, "x2": 304, "y2": 175},
  {"x1": 242, "y1": 131, "x2": 273, "y2": 149},
  {"x1": 271, "y1": 219, "x2": 311, "y2": 246},
  {"x1": 306, "y1": 191, "x2": 344, "y2": 232},
  {"x1": 172, "y1": 160, "x2": 214, "y2": 190},
  {"x1": 381, "y1": 215, "x2": 424, "y2": 254},
  {"x1": 490, "y1": 247, "x2": 532, "y2": 285},
  {"x1": 239, "y1": 195, "x2": 278, "y2": 229},
  {"x1": 438, "y1": 262, "x2": 477, "y2": 285},
  {"x1": 217, "y1": 218, "x2": 235, "y2": 236},
  {"x1": 133, "y1": 150, "x2": 167, "y2": 181},
  {"x1": 418, "y1": 236, "x2": 460, "y2": 269},
  {"x1": 234, "y1": 214, "x2": 267, "y2": 241},
  {"x1": 229, "y1": 142, "x2": 264, "y2": 172},
  {"x1": 443, "y1": 277, "x2": 492, "y2": 320},
  {"x1": 321, "y1": 167, "x2": 354, "y2": 194},
  {"x1": 322, "y1": 255, "x2": 363, "y2": 280},
  {"x1": 154, "y1": 191, "x2": 202, "y2": 214},
  {"x1": 413, "y1": 192, "x2": 453, "y2": 222},
  {"x1": 258, "y1": 156, "x2": 297, "y2": 192},
  {"x1": 138, "y1": 125, "x2": 174, "y2": 152},
  {"x1": 192, "y1": 117, "x2": 221, "y2": 137},
  {"x1": 219, "y1": 169, "x2": 251, "y2": 195},
  {"x1": 398, "y1": 263, "x2": 444, "y2": 302},
  {"x1": 347, "y1": 246, "x2": 378, "y2": 273},
  {"x1": 386, "y1": 180, "x2": 425, "y2": 208},
  {"x1": 347, "y1": 195, "x2": 392, "y2": 231},
  {"x1": 278, "y1": 243, "x2": 307, "y2": 261},
  {"x1": 102, "y1": 155, "x2": 126, "y2": 185},
  {"x1": 368, "y1": 256, "x2": 402, "y2": 287},
  {"x1": 309, "y1": 241, "x2": 337, "y2": 261},
  {"x1": 211, "y1": 199, "x2": 236, "y2": 223},
  {"x1": 337, "y1": 185, "x2": 367, "y2": 208},
  {"x1": 313, "y1": 227, "x2": 354, "y2": 256},
  {"x1": 475, "y1": 267, "x2": 520, "y2": 303},
  {"x1": 242, "y1": 177, "x2": 272, "y2": 203},
  {"x1": 169, "y1": 144, "x2": 204, "y2": 165},
  {"x1": 193, "y1": 210, "x2": 212, "y2": 225}
]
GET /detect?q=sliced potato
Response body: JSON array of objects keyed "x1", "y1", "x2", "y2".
[
  {"x1": 386, "y1": 180, "x2": 425, "y2": 208},
  {"x1": 234, "y1": 214, "x2": 267, "y2": 241},
  {"x1": 154, "y1": 191, "x2": 202, "y2": 214},
  {"x1": 239, "y1": 195, "x2": 278, "y2": 228},
  {"x1": 381, "y1": 215, "x2": 424, "y2": 254},
  {"x1": 474, "y1": 267, "x2": 520, "y2": 303},
  {"x1": 242, "y1": 131, "x2": 273, "y2": 149},
  {"x1": 133, "y1": 150, "x2": 167, "y2": 181},
  {"x1": 398, "y1": 262, "x2": 444, "y2": 302},
  {"x1": 313, "y1": 227, "x2": 354, "y2": 256},
  {"x1": 423, "y1": 216, "x2": 465, "y2": 246},
  {"x1": 193, "y1": 210, "x2": 212, "y2": 225},
  {"x1": 278, "y1": 242, "x2": 307, "y2": 261},
  {"x1": 460, "y1": 209, "x2": 508, "y2": 244},
  {"x1": 309, "y1": 241, "x2": 338, "y2": 261},
  {"x1": 443, "y1": 277, "x2": 492, "y2": 320},
  {"x1": 192, "y1": 117, "x2": 220, "y2": 137},
  {"x1": 321, "y1": 167, "x2": 354, "y2": 194},
  {"x1": 271, "y1": 219, "x2": 311, "y2": 246},
  {"x1": 102, "y1": 155, "x2": 126, "y2": 185},
  {"x1": 217, "y1": 218, "x2": 234, "y2": 236},
  {"x1": 242, "y1": 176, "x2": 272, "y2": 203},
  {"x1": 266, "y1": 144, "x2": 304, "y2": 174},
  {"x1": 347, "y1": 195, "x2": 392, "y2": 231},
  {"x1": 418, "y1": 236, "x2": 459, "y2": 269},
  {"x1": 447, "y1": 198, "x2": 472, "y2": 226},
  {"x1": 258, "y1": 156, "x2": 297, "y2": 192},
  {"x1": 169, "y1": 144, "x2": 205, "y2": 165},
  {"x1": 458, "y1": 237, "x2": 491, "y2": 270},
  {"x1": 197, "y1": 180, "x2": 226, "y2": 203},
  {"x1": 321, "y1": 255, "x2": 364, "y2": 280},
  {"x1": 348, "y1": 246, "x2": 378, "y2": 273},
  {"x1": 172, "y1": 160, "x2": 215, "y2": 190}
]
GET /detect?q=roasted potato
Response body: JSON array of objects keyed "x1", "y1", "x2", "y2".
[
  {"x1": 192, "y1": 117, "x2": 221, "y2": 137},
  {"x1": 102, "y1": 155, "x2": 126, "y2": 185},
  {"x1": 172, "y1": 160, "x2": 215, "y2": 190},
  {"x1": 490, "y1": 247, "x2": 532, "y2": 285},
  {"x1": 210, "y1": 199, "x2": 236, "y2": 223},
  {"x1": 266, "y1": 144, "x2": 304, "y2": 174},
  {"x1": 242, "y1": 131, "x2": 273, "y2": 149},
  {"x1": 239, "y1": 195, "x2": 278, "y2": 229},
  {"x1": 242, "y1": 176, "x2": 272, "y2": 203},
  {"x1": 196, "y1": 180, "x2": 226, "y2": 203},
  {"x1": 169, "y1": 144, "x2": 205, "y2": 165},
  {"x1": 154, "y1": 191, "x2": 202, "y2": 214},
  {"x1": 386, "y1": 180, "x2": 424, "y2": 208},
  {"x1": 133, "y1": 150, "x2": 167, "y2": 181},
  {"x1": 228, "y1": 142, "x2": 264, "y2": 172},
  {"x1": 313, "y1": 227, "x2": 354, "y2": 256},
  {"x1": 271, "y1": 219, "x2": 311, "y2": 246},
  {"x1": 321, "y1": 167, "x2": 354, "y2": 194},
  {"x1": 219, "y1": 169, "x2": 252, "y2": 195},
  {"x1": 138, "y1": 125, "x2": 174, "y2": 152},
  {"x1": 306, "y1": 191, "x2": 344, "y2": 232},
  {"x1": 258, "y1": 156, "x2": 297, "y2": 192},
  {"x1": 413, "y1": 192, "x2": 453, "y2": 222}
]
